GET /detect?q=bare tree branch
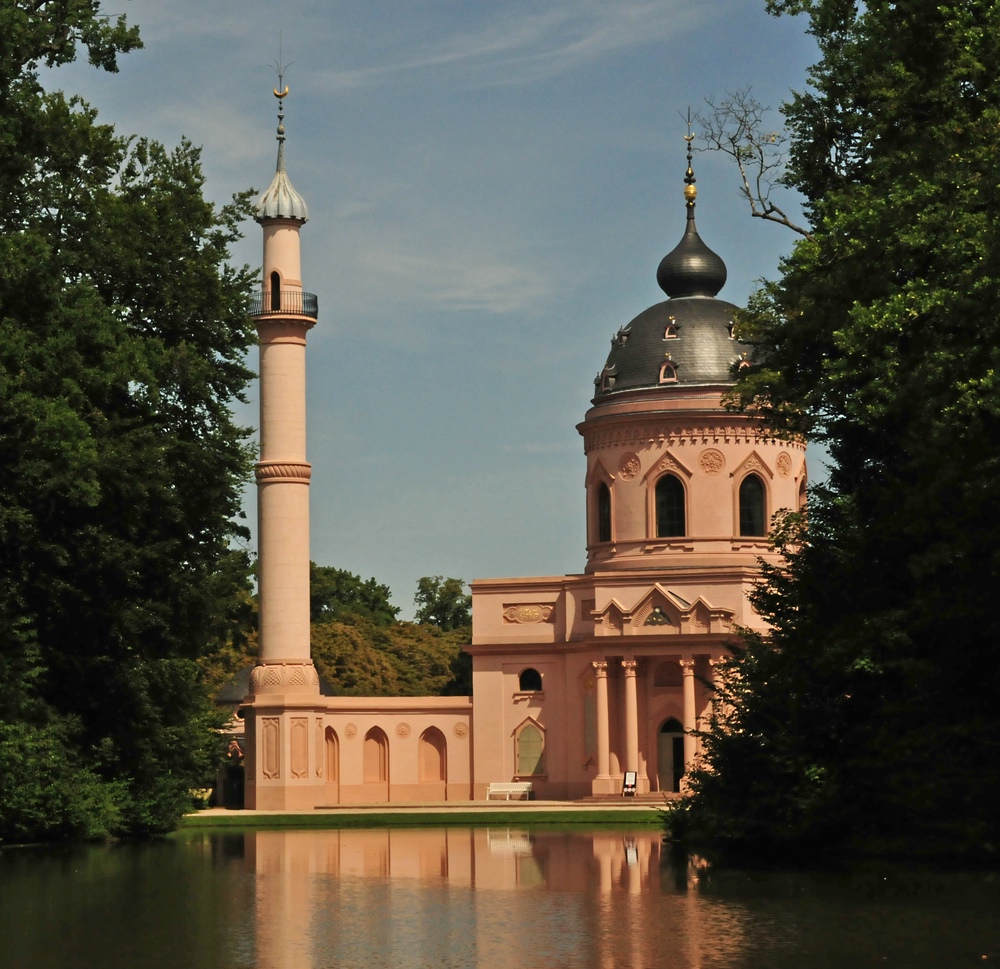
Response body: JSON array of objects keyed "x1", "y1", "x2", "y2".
[{"x1": 696, "y1": 88, "x2": 814, "y2": 241}]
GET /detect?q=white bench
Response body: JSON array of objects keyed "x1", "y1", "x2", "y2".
[{"x1": 487, "y1": 782, "x2": 533, "y2": 801}]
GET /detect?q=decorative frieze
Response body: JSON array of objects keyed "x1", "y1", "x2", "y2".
[
  {"x1": 582, "y1": 423, "x2": 805, "y2": 453},
  {"x1": 254, "y1": 461, "x2": 312, "y2": 484},
  {"x1": 250, "y1": 661, "x2": 320, "y2": 694},
  {"x1": 503, "y1": 604, "x2": 556, "y2": 624}
]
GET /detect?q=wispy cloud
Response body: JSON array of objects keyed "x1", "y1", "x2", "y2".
[
  {"x1": 356, "y1": 246, "x2": 551, "y2": 314},
  {"x1": 318, "y1": 0, "x2": 715, "y2": 91}
]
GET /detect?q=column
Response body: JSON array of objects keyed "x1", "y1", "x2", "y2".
[
  {"x1": 621, "y1": 659, "x2": 639, "y2": 777},
  {"x1": 593, "y1": 660, "x2": 611, "y2": 794},
  {"x1": 680, "y1": 658, "x2": 697, "y2": 775}
]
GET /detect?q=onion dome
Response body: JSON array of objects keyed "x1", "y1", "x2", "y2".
[
  {"x1": 655, "y1": 142, "x2": 726, "y2": 297},
  {"x1": 255, "y1": 84, "x2": 309, "y2": 223},
  {"x1": 592, "y1": 134, "x2": 742, "y2": 399}
]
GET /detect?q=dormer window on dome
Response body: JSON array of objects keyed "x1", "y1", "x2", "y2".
[{"x1": 659, "y1": 361, "x2": 678, "y2": 383}]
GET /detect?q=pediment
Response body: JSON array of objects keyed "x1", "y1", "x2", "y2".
[
  {"x1": 731, "y1": 449, "x2": 774, "y2": 480},
  {"x1": 592, "y1": 584, "x2": 734, "y2": 636},
  {"x1": 642, "y1": 449, "x2": 694, "y2": 483},
  {"x1": 587, "y1": 458, "x2": 614, "y2": 487}
]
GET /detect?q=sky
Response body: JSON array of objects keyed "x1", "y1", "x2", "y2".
[{"x1": 50, "y1": 1, "x2": 819, "y2": 619}]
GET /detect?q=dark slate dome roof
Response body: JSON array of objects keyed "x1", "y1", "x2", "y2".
[{"x1": 593, "y1": 155, "x2": 743, "y2": 399}]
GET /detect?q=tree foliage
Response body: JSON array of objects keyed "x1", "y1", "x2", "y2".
[
  {"x1": 680, "y1": 0, "x2": 1000, "y2": 860},
  {"x1": 0, "y1": 2, "x2": 257, "y2": 842},
  {"x1": 309, "y1": 563, "x2": 400, "y2": 626},
  {"x1": 311, "y1": 616, "x2": 471, "y2": 698},
  {"x1": 310, "y1": 571, "x2": 470, "y2": 696},
  {"x1": 414, "y1": 576, "x2": 472, "y2": 631}
]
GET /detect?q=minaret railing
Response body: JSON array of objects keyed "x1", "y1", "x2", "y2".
[{"x1": 249, "y1": 290, "x2": 319, "y2": 319}]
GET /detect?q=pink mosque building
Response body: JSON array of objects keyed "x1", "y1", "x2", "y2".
[{"x1": 240, "y1": 93, "x2": 806, "y2": 809}]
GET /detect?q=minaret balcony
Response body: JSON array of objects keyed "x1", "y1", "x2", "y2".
[{"x1": 250, "y1": 290, "x2": 318, "y2": 319}]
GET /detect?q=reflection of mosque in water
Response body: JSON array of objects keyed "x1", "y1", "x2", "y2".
[{"x1": 231, "y1": 828, "x2": 744, "y2": 969}]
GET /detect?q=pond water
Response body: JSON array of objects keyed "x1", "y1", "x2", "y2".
[{"x1": 1, "y1": 826, "x2": 996, "y2": 969}]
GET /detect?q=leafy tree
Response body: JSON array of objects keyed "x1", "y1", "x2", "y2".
[
  {"x1": 680, "y1": 0, "x2": 1000, "y2": 860},
  {"x1": 311, "y1": 616, "x2": 470, "y2": 697},
  {"x1": 0, "y1": 2, "x2": 257, "y2": 841},
  {"x1": 310, "y1": 563, "x2": 399, "y2": 626},
  {"x1": 414, "y1": 576, "x2": 471, "y2": 631}
]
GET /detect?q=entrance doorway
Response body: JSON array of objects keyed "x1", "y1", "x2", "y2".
[{"x1": 657, "y1": 718, "x2": 685, "y2": 793}]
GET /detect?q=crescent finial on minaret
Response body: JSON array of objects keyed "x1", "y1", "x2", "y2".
[{"x1": 274, "y1": 85, "x2": 289, "y2": 99}]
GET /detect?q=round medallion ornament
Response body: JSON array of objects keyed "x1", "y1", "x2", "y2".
[
  {"x1": 453, "y1": 722, "x2": 469, "y2": 739},
  {"x1": 776, "y1": 451, "x2": 792, "y2": 476},
  {"x1": 345, "y1": 723, "x2": 357, "y2": 739},
  {"x1": 396, "y1": 723, "x2": 411, "y2": 738},
  {"x1": 699, "y1": 448, "x2": 725, "y2": 474},
  {"x1": 618, "y1": 453, "x2": 641, "y2": 480}
]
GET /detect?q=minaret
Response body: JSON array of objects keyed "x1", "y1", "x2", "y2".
[{"x1": 244, "y1": 80, "x2": 324, "y2": 811}]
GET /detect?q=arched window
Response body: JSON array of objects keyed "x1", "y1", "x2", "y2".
[
  {"x1": 516, "y1": 722, "x2": 545, "y2": 776},
  {"x1": 269, "y1": 270, "x2": 281, "y2": 311},
  {"x1": 597, "y1": 482, "x2": 611, "y2": 543},
  {"x1": 663, "y1": 324, "x2": 677, "y2": 339},
  {"x1": 655, "y1": 474, "x2": 685, "y2": 537},
  {"x1": 324, "y1": 726, "x2": 339, "y2": 784},
  {"x1": 418, "y1": 728, "x2": 447, "y2": 783},
  {"x1": 739, "y1": 474, "x2": 767, "y2": 536},
  {"x1": 363, "y1": 727, "x2": 388, "y2": 783},
  {"x1": 519, "y1": 668, "x2": 542, "y2": 692},
  {"x1": 659, "y1": 362, "x2": 678, "y2": 383}
]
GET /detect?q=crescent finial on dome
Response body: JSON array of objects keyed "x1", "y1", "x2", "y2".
[
  {"x1": 655, "y1": 126, "x2": 726, "y2": 298},
  {"x1": 254, "y1": 74, "x2": 309, "y2": 224}
]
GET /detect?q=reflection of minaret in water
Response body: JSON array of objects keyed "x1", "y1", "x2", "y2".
[{"x1": 244, "y1": 77, "x2": 324, "y2": 811}]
